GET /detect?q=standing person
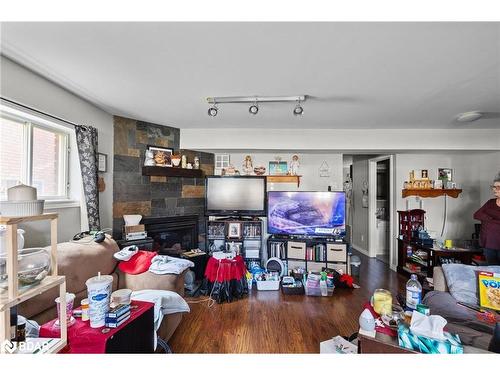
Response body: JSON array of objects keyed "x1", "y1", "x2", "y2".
[{"x1": 474, "y1": 174, "x2": 500, "y2": 265}]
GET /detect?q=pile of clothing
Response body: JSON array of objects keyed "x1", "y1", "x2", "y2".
[{"x1": 114, "y1": 246, "x2": 194, "y2": 276}]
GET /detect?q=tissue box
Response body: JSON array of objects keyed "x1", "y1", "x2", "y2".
[{"x1": 397, "y1": 323, "x2": 463, "y2": 354}]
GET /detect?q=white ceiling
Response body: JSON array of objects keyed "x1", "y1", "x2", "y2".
[{"x1": 1, "y1": 22, "x2": 499, "y2": 129}]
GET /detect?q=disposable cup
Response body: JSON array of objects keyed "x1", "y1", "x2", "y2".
[{"x1": 85, "y1": 274, "x2": 113, "y2": 328}]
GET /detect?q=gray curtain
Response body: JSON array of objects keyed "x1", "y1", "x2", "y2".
[{"x1": 75, "y1": 125, "x2": 100, "y2": 230}]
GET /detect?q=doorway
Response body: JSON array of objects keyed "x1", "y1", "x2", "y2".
[{"x1": 368, "y1": 155, "x2": 395, "y2": 268}]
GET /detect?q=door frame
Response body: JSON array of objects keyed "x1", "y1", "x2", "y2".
[{"x1": 368, "y1": 155, "x2": 396, "y2": 269}]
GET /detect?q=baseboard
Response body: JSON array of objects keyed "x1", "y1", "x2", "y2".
[{"x1": 351, "y1": 243, "x2": 371, "y2": 257}]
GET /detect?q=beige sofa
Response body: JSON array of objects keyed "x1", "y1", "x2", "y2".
[{"x1": 18, "y1": 236, "x2": 187, "y2": 345}]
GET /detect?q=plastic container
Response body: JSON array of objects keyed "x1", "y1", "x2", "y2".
[
  {"x1": 81, "y1": 298, "x2": 90, "y2": 322},
  {"x1": 406, "y1": 274, "x2": 422, "y2": 310},
  {"x1": 85, "y1": 273, "x2": 113, "y2": 328},
  {"x1": 373, "y1": 289, "x2": 393, "y2": 315},
  {"x1": 350, "y1": 255, "x2": 361, "y2": 276},
  {"x1": 306, "y1": 285, "x2": 334, "y2": 296},
  {"x1": 256, "y1": 280, "x2": 280, "y2": 291},
  {"x1": 281, "y1": 281, "x2": 305, "y2": 295}
]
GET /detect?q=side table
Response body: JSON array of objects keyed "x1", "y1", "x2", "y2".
[{"x1": 39, "y1": 300, "x2": 155, "y2": 353}]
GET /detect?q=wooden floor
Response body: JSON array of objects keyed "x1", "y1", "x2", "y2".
[{"x1": 169, "y1": 251, "x2": 407, "y2": 353}]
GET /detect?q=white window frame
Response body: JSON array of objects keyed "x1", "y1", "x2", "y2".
[{"x1": 1, "y1": 105, "x2": 71, "y2": 201}]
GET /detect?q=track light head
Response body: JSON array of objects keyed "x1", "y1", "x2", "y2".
[
  {"x1": 293, "y1": 101, "x2": 304, "y2": 116},
  {"x1": 207, "y1": 105, "x2": 218, "y2": 117},
  {"x1": 249, "y1": 101, "x2": 259, "y2": 115}
]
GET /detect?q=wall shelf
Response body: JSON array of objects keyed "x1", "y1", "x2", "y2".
[
  {"x1": 402, "y1": 188, "x2": 462, "y2": 199},
  {"x1": 142, "y1": 166, "x2": 203, "y2": 178},
  {"x1": 266, "y1": 175, "x2": 301, "y2": 187}
]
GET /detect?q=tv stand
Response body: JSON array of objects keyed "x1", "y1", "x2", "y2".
[
  {"x1": 206, "y1": 217, "x2": 263, "y2": 267},
  {"x1": 267, "y1": 236, "x2": 350, "y2": 275}
]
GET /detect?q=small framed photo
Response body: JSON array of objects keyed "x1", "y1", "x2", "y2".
[
  {"x1": 438, "y1": 168, "x2": 453, "y2": 181},
  {"x1": 269, "y1": 161, "x2": 288, "y2": 175},
  {"x1": 227, "y1": 222, "x2": 242, "y2": 239},
  {"x1": 421, "y1": 169, "x2": 428, "y2": 179},
  {"x1": 147, "y1": 145, "x2": 173, "y2": 167},
  {"x1": 98, "y1": 153, "x2": 108, "y2": 172}
]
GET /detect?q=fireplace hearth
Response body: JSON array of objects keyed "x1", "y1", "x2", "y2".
[{"x1": 142, "y1": 215, "x2": 199, "y2": 254}]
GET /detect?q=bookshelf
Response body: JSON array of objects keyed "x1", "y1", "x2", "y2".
[
  {"x1": 0, "y1": 213, "x2": 67, "y2": 354},
  {"x1": 267, "y1": 237, "x2": 349, "y2": 275},
  {"x1": 206, "y1": 218, "x2": 263, "y2": 267}
]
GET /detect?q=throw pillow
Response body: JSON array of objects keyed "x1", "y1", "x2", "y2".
[{"x1": 442, "y1": 264, "x2": 500, "y2": 305}]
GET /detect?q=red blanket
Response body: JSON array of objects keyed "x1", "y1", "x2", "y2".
[{"x1": 39, "y1": 300, "x2": 154, "y2": 353}]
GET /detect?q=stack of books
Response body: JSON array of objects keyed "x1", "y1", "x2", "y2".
[{"x1": 105, "y1": 304, "x2": 131, "y2": 328}]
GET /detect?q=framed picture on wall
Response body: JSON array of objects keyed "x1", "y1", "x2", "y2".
[
  {"x1": 147, "y1": 145, "x2": 173, "y2": 167},
  {"x1": 438, "y1": 168, "x2": 453, "y2": 181},
  {"x1": 269, "y1": 161, "x2": 288, "y2": 175},
  {"x1": 98, "y1": 153, "x2": 108, "y2": 173}
]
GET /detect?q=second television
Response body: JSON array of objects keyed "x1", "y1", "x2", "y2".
[{"x1": 267, "y1": 191, "x2": 346, "y2": 236}]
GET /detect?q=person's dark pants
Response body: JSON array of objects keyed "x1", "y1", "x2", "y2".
[{"x1": 483, "y1": 248, "x2": 500, "y2": 265}]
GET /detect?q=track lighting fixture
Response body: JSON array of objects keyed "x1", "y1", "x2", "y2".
[
  {"x1": 293, "y1": 100, "x2": 304, "y2": 116},
  {"x1": 206, "y1": 95, "x2": 306, "y2": 117},
  {"x1": 249, "y1": 100, "x2": 259, "y2": 115}
]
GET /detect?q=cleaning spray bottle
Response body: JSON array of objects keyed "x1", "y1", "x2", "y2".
[{"x1": 320, "y1": 271, "x2": 328, "y2": 296}]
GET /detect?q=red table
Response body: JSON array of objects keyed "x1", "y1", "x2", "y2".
[{"x1": 39, "y1": 300, "x2": 154, "y2": 353}]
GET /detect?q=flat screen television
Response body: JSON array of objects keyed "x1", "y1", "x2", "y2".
[
  {"x1": 267, "y1": 191, "x2": 346, "y2": 236},
  {"x1": 205, "y1": 176, "x2": 267, "y2": 216}
]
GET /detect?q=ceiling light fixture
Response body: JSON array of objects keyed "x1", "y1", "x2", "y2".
[
  {"x1": 206, "y1": 95, "x2": 306, "y2": 116},
  {"x1": 456, "y1": 111, "x2": 482, "y2": 122},
  {"x1": 249, "y1": 99, "x2": 259, "y2": 115},
  {"x1": 293, "y1": 100, "x2": 304, "y2": 116},
  {"x1": 207, "y1": 102, "x2": 218, "y2": 117}
]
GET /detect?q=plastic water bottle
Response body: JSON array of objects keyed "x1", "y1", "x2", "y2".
[
  {"x1": 406, "y1": 274, "x2": 422, "y2": 310},
  {"x1": 406, "y1": 245, "x2": 413, "y2": 258}
]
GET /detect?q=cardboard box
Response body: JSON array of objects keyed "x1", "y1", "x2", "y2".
[{"x1": 124, "y1": 225, "x2": 145, "y2": 234}]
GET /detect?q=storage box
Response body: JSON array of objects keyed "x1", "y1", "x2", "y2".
[
  {"x1": 124, "y1": 224, "x2": 145, "y2": 234},
  {"x1": 326, "y1": 243, "x2": 347, "y2": 262},
  {"x1": 245, "y1": 249, "x2": 260, "y2": 258},
  {"x1": 305, "y1": 285, "x2": 334, "y2": 296},
  {"x1": 287, "y1": 241, "x2": 306, "y2": 259},
  {"x1": 281, "y1": 281, "x2": 305, "y2": 295},
  {"x1": 256, "y1": 280, "x2": 280, "y2": 291}
]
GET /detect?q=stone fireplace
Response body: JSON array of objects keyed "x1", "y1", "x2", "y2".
[{"x1": 112, "y1": 116, "x2": 214, "y2": 249}]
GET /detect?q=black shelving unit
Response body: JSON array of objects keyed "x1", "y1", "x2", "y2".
[{"x1": 206, "y1": 218, "x2": 263, "y2": 267}]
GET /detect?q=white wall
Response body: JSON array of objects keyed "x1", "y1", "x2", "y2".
[
  {"x1": 394, "y1": 152, "x2": 499, "y2": 240},
  {"x1": 1, "y1": 56, "x2": 114, "y2": 245},
  {"x1": 350, "y1": 155, "x2": 377, "y2": 254},
  {"x1": 218, "y1": 152, "x2": 343, "y2": 191},
  {"x1": 182, "y1": 128, "x2": 500, "y2": 151}
]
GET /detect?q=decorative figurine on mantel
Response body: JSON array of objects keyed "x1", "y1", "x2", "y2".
[
  {"x1": 242, "y1": 155, "x2": 254, "y2": 175},
  {"x1": 144, "y1": 150, "x2": 155, "y2": 166},
  {"x1": 289, "y1": 154, "x2": 300, "y2": 176},
  {"x1": 194, "y1": 156, "x2": 200, "y2": 169},
  {"x1": 181, "y1": 154, "x2": 187, "y2": 169}
]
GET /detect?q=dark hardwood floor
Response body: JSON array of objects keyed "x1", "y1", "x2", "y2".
[{"x1": 169, "y1": 251, "x2": 407, "y2": 353}]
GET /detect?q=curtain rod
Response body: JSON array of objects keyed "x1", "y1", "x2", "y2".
[{"x1": 0, "y1": 96, "x2": 79, "y2": 127}]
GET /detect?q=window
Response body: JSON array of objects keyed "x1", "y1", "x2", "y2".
[
  {"x1": 214, "y1": 154, "x2": 230, "y2": 175},
  {"x1": 0, "y1": 108, "x2": 70, "y2": 200}
]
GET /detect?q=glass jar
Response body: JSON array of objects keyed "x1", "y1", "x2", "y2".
[
  {"x1": 372, "y1": 288, "x2": 393, "y2": 315},
  {"x1": 0, "y1": 248, "x2": 51, "y2": 292}
]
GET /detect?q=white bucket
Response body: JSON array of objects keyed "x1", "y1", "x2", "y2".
[{"x1": 85, "y1": 274, "x2": 113, "y2": 328}]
